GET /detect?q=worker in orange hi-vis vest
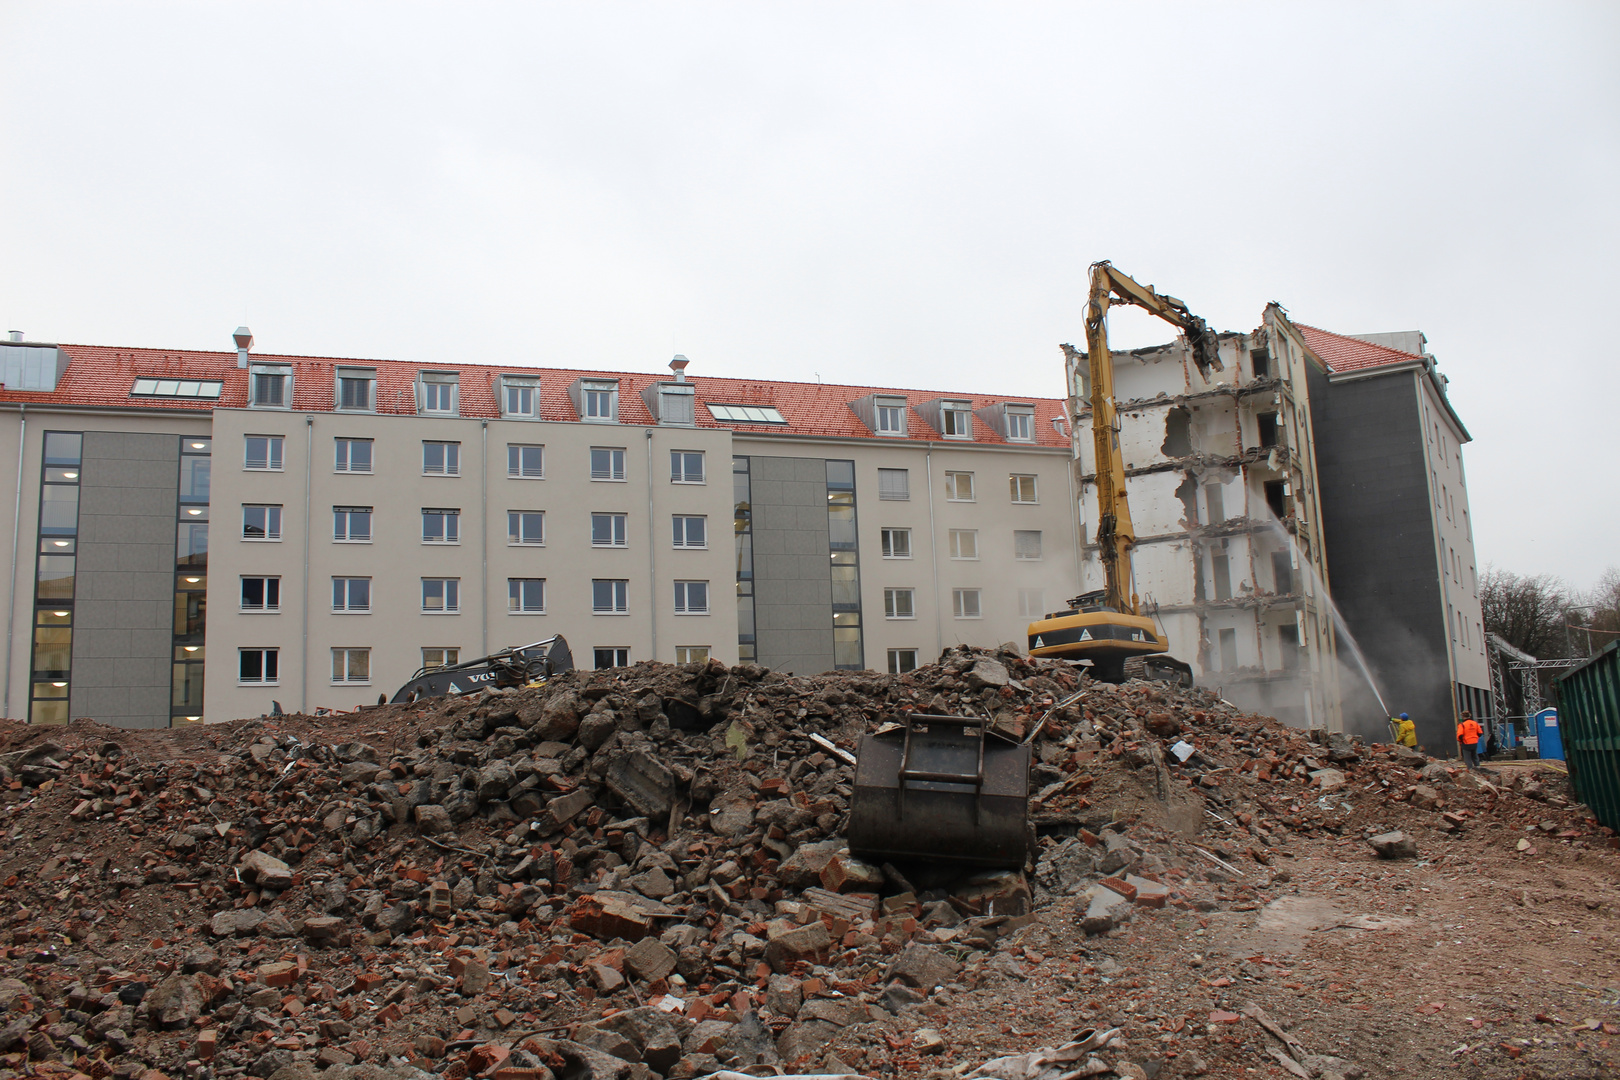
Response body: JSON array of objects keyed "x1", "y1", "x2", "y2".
[{"x1": 1456, "y1": 711, "x2": 1484, "y2": 771}]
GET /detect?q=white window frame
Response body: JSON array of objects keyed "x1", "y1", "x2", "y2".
[
  {"x1": 333, "y1": 506, "x2": 372, "y2": 543},
  {"x1": 946, "y1": 471, "x2": 975, "y2": 502},
  {"x1": 593, "y1": 579, "x2": 629, "y2": 614},
  {"x1": 240, "y1": 575, "x2": 281, "y2": 613},
  {"x1": 1014, "y1": 529, "x2": 1043, "y2": 561},
  {"x1": 242, "y1": 504, "x2": 282, "y2": 542},
  {"x1": 501, "y1": 377, "x2": 539, "y2": 419},
  {"x1": 423, "y1": 441, "x2": 461, "y2": 476},
  {"x1": 335, "y1": 438, "x2": 373, "y2": 474},
  {"x1": 422, "y1": 509, "x2": 461, "y2": 544},
  {"x1": 591, "y1": 446, "x2": 627, "y2": 481},
  {"x1": 332, "y1": 576, "x2": 372, "y2": 613},
  {"x1": 887, "y1": 648, "x2": 919, "y2": 674},
  {"x1": 942, "y1": 401, "x2": 973, "y2": 439},
  {"x1": 675, "y1": 646, "x2": 710, "y2": 664},
  {"x1": 331, "y1": 647, "x2": 371, "y2": 685},
  {"x1": 244, "y1": 435, "x2": 284, "y2": 471},
  {"x1": 671, "y1": 450, "x2": 705, "y2": 484},
  {"x1": 874, "y1": 396, "x2": 907, "y2": 436},
  {"x1": 419, "y1": 372, "x2": 459, "y2": 416},
  {"x1": 707, "y1": 404, "x2": 785, "y2": 424},
  {"x1": 422, "y1": 647, "x2": 460, "y2": 670},
  {"x1": 1005, "y1": 407, "x2": 1035, "y2": 443},
  {"x1": 880, "y1": 527, "x2": 912, "y2": 559},
  {"x1": 238, "y1": 647, "x2": 280, "y2": 685},
  {"x1": 421, "y1": 577, "x2": 460, "y2": 614},
  {"x1": 592, "y1": 512, "x2": 628, "y2": 548},
  {"x1": 953, "y1": 588, "x2": 982, "y2": 619},
  {"x1": 657, "y1": 385, "x2": 696, "y2": 426},
  {"x1": 878, "y1": 468, "x2": 910, "y2": 502},
  {"x1": 508, "y1": 511, "x2": 545, "y2": 546},
  {"x1": 582, "y1": 380, "x2": 619, "y2": 422},
  {"x1": 594, "y1": 646, "x2": 629, "y2": 669},
  {"x1": 883, "y1": 588, "x2": 915, "y2": 619},
  {"x1": 131, "y1": 378, "x2": 222, "y2": 399},
  {"x1": 674, "y1": 580, "x2": 710, "y2": 615},
  {"x1": 507, "y1": 443, "x2": 544, "y2": 479},
  {"x1": 1009, "y1": 474, "x2": 1039, "y2": 504},
  {"x1": 335, "y1": 369, "x2": 376, "y2": 413},
  {"x1": 672, "y1": 515, "x2": 707, "y2": 549},
  {"x1": 508, "y1": 578, "x2": 547, "y2": 614},
  {"x1": 949, "y1": 529, "x2": 978, "y2": 560},
  {"x1": 248, "y1": 365, "x2": 291, "y2": 410}
]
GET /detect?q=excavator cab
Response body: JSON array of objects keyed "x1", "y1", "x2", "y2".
[{"x1": 1027, "y1": 592, "x2": 1185, "y2": 684}]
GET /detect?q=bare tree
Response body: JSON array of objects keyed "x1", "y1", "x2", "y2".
[
  {"x1": 1573, "y1": 565, "x2": 1620, "y2": 655},
  {"x1": 1481, "y1": 566, "x2": 1572, "y2": 659}
]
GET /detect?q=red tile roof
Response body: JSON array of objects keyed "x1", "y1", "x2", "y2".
[
  {"x1": 1296, "y1": 324, "x2": 1426, "y2": 374},
  {"x1": 2, "y1": 344, "x2": 1069, "y2": 448}
]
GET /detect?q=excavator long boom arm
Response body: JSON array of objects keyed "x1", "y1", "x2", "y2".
[{"x1": 1071, "y1": 261, "x2": 1221, "y2": 616}]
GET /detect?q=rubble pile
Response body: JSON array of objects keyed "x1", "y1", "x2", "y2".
[{"x1": 0, "y1": 648, "x2": 1604, "y2": 1080}]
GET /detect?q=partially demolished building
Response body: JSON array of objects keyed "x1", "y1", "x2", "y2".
[{"x1": 1067, "y1": 309, "x2": 1487, "y2": 747}]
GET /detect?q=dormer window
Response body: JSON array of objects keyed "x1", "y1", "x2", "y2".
[
  {"x1": 642, "y1": 381, "x2": 695, "y2": 426},
  {"x1": 875, "y1": 397, "x2": 906, "y2": 435},
  {"x1": 249, "y1": 364, "x2": 292, "y2": 409},
  {"x1": 336, "y1": 367, "x2": 375, "y2": 412},
  {"x1": 974, "y1": 401, "x2": 1036, "y2": 442},
  {"x1": 419, "y1": 372, "x2": 459, "y2": 416},
  {"x1": 569, "y1": 378, "x2": 619, "y2": 423},
  {"x1": 502, "y1": 376, "x2": 539, "y2": 418},
  {"x1": 942, "y1": 400, "x2": 973, "y2": 438}
]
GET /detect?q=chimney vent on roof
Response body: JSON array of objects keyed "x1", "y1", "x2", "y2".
[
  {"x1": 233, "y1": 326, "x2": 253, "y2": 368},
  {"x1": 669, "y1": 354, "x2": 689, "y2": 383},
  {"x1": 7, "y1": 331, "x2": 21, "y2": 342}
]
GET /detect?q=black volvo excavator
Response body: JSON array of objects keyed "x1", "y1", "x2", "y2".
[{"x1": 389, "y1": 636, "x2": 574, "y2": 703}]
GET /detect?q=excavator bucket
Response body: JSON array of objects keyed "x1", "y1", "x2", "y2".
[{"x1": 846, "y1": 714, "x2": 1031, "y2": 869}]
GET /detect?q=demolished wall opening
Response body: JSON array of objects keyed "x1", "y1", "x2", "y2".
[
  {"x1": 1279, "y1": 622, "x2": 1300, "y2": 670},
  {"x1": 1212, "y1": 551, "x2": 1232, "y2": 601},
  {"x1": 1205, "y1": 482, "x2": 1225, "y2": 524},
  {"x1": 1271, "y1": 550, "x2": 1294, "y2": 594},
  {"x1": 1161, "y1": 406, "x2": 1193, "y2": 457},
  {"x1": 1251, "y1": 347, "x2": 1271, "y2": 378},
  {"x1": 1175, "y1": 475, "x2": 1199, "y2": 530},
  {"x1": 1257, "y1": 412, "x2": 1279, "y2": 448},
  {"x1": 1264, "y1": 479, "x2": 1288, "y2": 519},
  {"x1": 1218, "y1": 627, "x2": 1238, "y2": 670}
]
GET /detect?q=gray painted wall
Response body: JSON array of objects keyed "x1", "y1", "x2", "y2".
[
  {"x1": 748, "y1": 456, "x2": 835, "y2": 674},
  {"x1": 1309, "y1": 369, "x2": 1452, "y2": 750},
  {"x1": 71, "y1": 432, "x2": 178, "y2": 728}
]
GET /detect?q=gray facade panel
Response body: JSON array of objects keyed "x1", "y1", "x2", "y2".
[
  {"x1": 70, "y1": 432, "x2": 178, "y2": 729},
  {"x1": 748, "y1": 455, "x2": 835, "y2": 673},
  {"x1": 1308, "y1": 369, "x2": 1450, "y2": 749}
]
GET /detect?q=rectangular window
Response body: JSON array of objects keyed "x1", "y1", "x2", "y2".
[
  {"x1": 422, "y1": 509, "x2": 460, "y2": 543},
  {"x1": 508, "y1": 578, "x2": 546, "y2": 613},
  {"x1": 592, "y1": 513, "x2": 628, "y2": 547},
  {"x1": 1218, "y1": 628, "x2": 1238, "y2": 671},
  {"x1": 242, "y1": 504, "x2": 282, "y2": 541},
  {"x1": 671, "y1": 450, "x2": 705, "y2": 483},
  {"x1": 658, "y1": 387, "x2": 696, "y2": 426},
  {"x1": 131, "y1": 378, "x2": 222, "y2": 399},
  {"x1": 507, "y1": 444, "x2": 544, "y2": 478},
  {"x1": 423, "y1": 441, "x2": 460, "y2": 475},
  {"x1": 942, "y1": 401, "x2": 972, "y2": 438},
  {"x1": 422, "y1": 648, "x2": 460, "y2": 670},
  {"x1": 244, "y1": 435, "x2": 284, "y2": 471},
  {"x1": 878, "y1": 468, "x2": 910, "y2": 501},
  {"x1": 707, "y1": 404, "x2": 785, "y2": 424},
  {"x1": 594, "y1": 647, "x2": 629, "y2": 669},
  {"x1": 240, "y1": 576, "x2": 280, "y2": 612},
  {"x1": 420, "y1": 373, "x2": 458, "y2": 415},
  {"x1": 583, "y1": 380, "x2": 618, "y2": 421},
  {"x1": 1005, "y1": 408, "x2": 1034, "y2": 442},
  {"x1": 1009, "y1": 474, "x2": 1038, "y2": 503},
  {"x1": 508, "y1": 511, "x2": 545, "y2": 546},
  {"x1": 875, "y1": 397, "x2": 906, "y2": 435},
  {"x1": 1205, "y1": 483, "x2": 1226, "y2": 524},
  {"x1": 946, "y1": 471, "x2": 974, "y2": 501},
  {"x1": 332, "y1": 576, "x2": 372, "y2": 612},
  {"x1": 337, "y1": 370, "x2": 375, "y2": 411},
  {"x1": 1271, "y1": 551, "x2": 1294, "y2": 595},
  {"x1": 949, "y1": 529, "x2": 978, "y2": 560},
  {"x1": 239, "y1": 648, "x2": 279, "y2": 684},
  {"x1": 1213, "y1": 554, "x2": 1232, "y2": 601},
  {"x1": 883, "y1": 588, "x2": 915, "y2": 619},
  {"x1": 1278, "y1": 624, "x2": 1300, "y2": 670},
  {"x1": 333, "y1": 506, "x2": 372, "y2": 542},
  {"x1": 1257, "y1": 412, "x2": 1280, "y2": 448},
  {"x1": 675, "y1": 646, "x2": 709, "y2": 664},
  {"x1": 887, "y1": 648, "x2": 918, "y2": 674},
  {"x1": 953, "y1": 588, "x2": 982, "y2": 619},
  {"x1": 1014, "y1": 529, "x2": 1042, "y2": 560},
  {"x1": 335, "y1": 438, "x2": 373, "y2": 473},
  {"x1": 1018, "y1": 587, "x2": 1045, "y2": 618},
  {"x1": 331, "y1": 648, "x2": 370, "y2": 684},
  {"x1": 672, "y1": 515, "x2": 707, "y2": 548},
  {"x1": 591, "y1": 447, "x2": 626, "y2": 481},
  {"x1": 421, "y1": 577, "x2": 460, "y2": 614},
  {"x1": 503, "y1": 379, "x2": 537, "y2": 418},
  {"x1": 1251, "y1": 348, "x2": 1271, "y2": 379},
  {"x1": 674, "y1": 580, "x2": 709, "y2": 614},
  {"x1": 593, "y1": 579, "x2": 628, "y2": 614},
  {"x1": 249, "y1": 367, "x2": 289, "y2": 408},
  {"x1": 880, "y1": 527, "x2": 911, "y2": 559}
]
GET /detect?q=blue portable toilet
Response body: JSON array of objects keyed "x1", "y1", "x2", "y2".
[{"x1": 1533, "y1": 708, "x2": 1565, "y2": 761}]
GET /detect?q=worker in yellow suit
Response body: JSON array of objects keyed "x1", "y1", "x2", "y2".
[{"x1": 1389, "y1": 713, "x2": 1417, "y2": 748}]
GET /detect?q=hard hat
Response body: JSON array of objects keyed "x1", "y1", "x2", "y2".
[{"x1": 1400, "y1": 713, "x2": 1408, "y2": 720}]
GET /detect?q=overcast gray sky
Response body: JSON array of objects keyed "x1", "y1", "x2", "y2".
[{"x1": 3, "y1": 2, "x2": 1616, "y2": 585}]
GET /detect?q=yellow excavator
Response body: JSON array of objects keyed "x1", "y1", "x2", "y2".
[{"x1": 1027, "y1": 261, "x2": 1221, "y2": 684}]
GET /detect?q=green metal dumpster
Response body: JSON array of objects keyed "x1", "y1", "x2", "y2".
[{"x1": 1555, "y1": 639, "x2": 1620, "y2": 831}]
